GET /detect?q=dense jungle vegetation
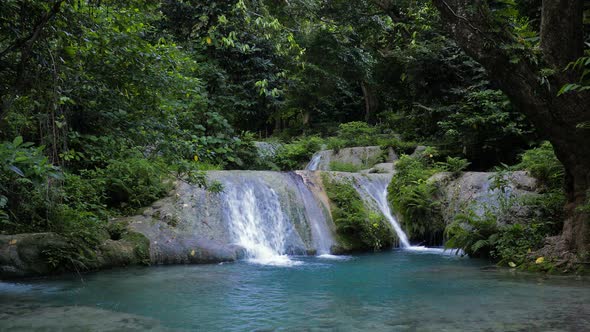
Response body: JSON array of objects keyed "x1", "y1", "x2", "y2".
[{"x1": 0, "y1": 0, "x2": 588, "y2": 271}]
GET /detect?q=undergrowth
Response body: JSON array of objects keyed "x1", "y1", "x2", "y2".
[{"x1": 322, "y1": 173, "x2": 393, "y2": 251}]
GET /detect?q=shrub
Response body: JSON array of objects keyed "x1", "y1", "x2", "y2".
[
  {"x1": 492, "y1": 222, "x2": 553, "y2": 266},
  {"x1": 388, "y1": 153, "x2": 445, "y2": 243},
  {"x1": 62, "y1": 172, "x2": 108, "y2": 220},
  {"x1": 0, "y1": 137, "x2": 63, "y2": 233},
  {"x1": 445, "y1": 205, "x2": 556, "y2": 267},
  {"x1": 274, "y1": 136, "x2": 324, "y2": 170},
  {"x1": 90, "y1": 158, "x2": 172, "y2": 214},
  {"x1": 43, "y1": 205, "x2": 108, "y2": 272},
  {"x1": 438, "y1": 156, "x2": 471, "y2": 174},
  {"x1": 445, "y1": 210, "x2": 500, "y2": 258},
  {"x1": 516, "y1": 141, "x2": 564, "y2": 191},
  {"x1": 337, "y1": 121, "x2": 378, "y2": 146},
  {"x1": 326, "y1": 137, "x2": 347, "y2": 152},
  {"x1": 378, "y1": 137, "x2": 419, "y2": 155}
]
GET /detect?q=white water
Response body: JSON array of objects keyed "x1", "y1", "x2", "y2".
[
  {"x1": 354, "y1": 175, "x2": 411, "y2": 248},
  {"x1": 355, "y1": 175, "x2": 463, "y2": 254},
  {"x1": 222, "y1": 178, "x2": 302, "y2": 266},
  {"x1": 293, "y1": 174, "x2": 335, "y2": 255},
  {"x1": 305, "y1": 153, "x2": 322, "y2": 171}
]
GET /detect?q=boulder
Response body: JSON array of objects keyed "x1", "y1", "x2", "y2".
[
  {"x1": 0, "y1": 231, "x2": 153, "y2": 279},
  {"x1": 123, "y1": 180, "x2": 244, "y2": 265},
  {"x1": 430, "y1": 171, "x2": 540, "y2": 226},
  {"x1": 362, "y1": 162, "x2": 395, "y2": 174},
  {"x1": 0, "y1": 233, "x2": 69, "y2": 278},
  {"x1": 308, "y1": 146, "x2": 397, "y2": 171}
]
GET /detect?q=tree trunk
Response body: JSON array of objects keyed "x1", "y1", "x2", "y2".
[
  {"x1": 361, "y1": 81, "x2": 378, "y2": 123},
  {"x1": 430, "y1": 0, "x2": 590, "y2": 259}
]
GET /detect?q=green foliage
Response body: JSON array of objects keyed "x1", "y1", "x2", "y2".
[
  {"x1": 445, "y1": 207, "x2": 555, "y2": 266},
  {"x1": 274, "y1": 136, "x2": 324, "y2": 170},
  {"x1": 325, "y1": 137, "x2": 347, "y2": 153},
  {"x1": 520, "y1": 192, "x2": 566, "y2": 228},
  {"x1": 445, "y1": 141, "x2": 568, "y2": 266},
  {"x1": 0, "y1": 137, "x2": 62, "y2": 233},
  {"x1": 326, "y1": 122, "x2": 418, "y2": 153},
  {"x1": 513, "y1": 141, "x2": 566, "y2": 229},
  {"x1": 437, "y1": 156, "x2": 471, "y2": 174},
  {"x1": 388, "y1": 153, "x2": 445, "y2": 243},
  {"x1": 493, "y1": 222, "x2": 553, "y2": 266},
  {"x1": 322, "y1": 174, "x2": 393, "y2": 251},
  {"x1": 92, "y1": 158, "x2": 172, "y2": 214},
  {"x1": 337, "y1": 122, "x2": 378, "y2": 147},
  {"x1": 42, "y1": 205, "x2": 108, "y2": 272},
  {"x1": 516, "y1": 141, "x2": 564, "y2": 191},
  {"x1": 328, "y1": 162, "x2": 364, "y2": 173},
  {"x1": 445, "y1": 210, "x2": 500, "y2": 258},
  {"x1": 0, "y1": 0, "x2": 575, "y2": 272},
  {"x1": 579, "y1": 190, "x2": 590, "y2": 214},
  {"x1": 379, "y1": 138, "x2": 419, "y2": 155},
  {"x1": 560, "y1": 54, "x2": 590, "y2": 95}
]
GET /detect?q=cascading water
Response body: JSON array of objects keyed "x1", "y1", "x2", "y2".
[
  {"x1": 305, "y1": 153, "x2": 322, "y2": 171},
  {"x1": 292, "y1": 173, "x2": 334, "y2": 255},
  {"x1": 222, "y1": 176, "x2": 302, "y2": 266},
  {"x1": 355, "y1": 174, "x2": 458, "y2": 254},
  {"x1": 353, "y1": 175, "x2": 411, "y2": 248}
]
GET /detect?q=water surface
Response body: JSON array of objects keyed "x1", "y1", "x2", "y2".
[{"x1": 1, "y1": 251, "x2": 589, "y2": 331}]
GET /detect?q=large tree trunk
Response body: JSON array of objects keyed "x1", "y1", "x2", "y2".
[{"x1": 430, "y1": 0, "x2": 590, "y2": 258}]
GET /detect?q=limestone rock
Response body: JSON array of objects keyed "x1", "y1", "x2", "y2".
[
  {"x1": 0, "y1": 233, "x2": 69, "y2": 278},
  {"x1": 307, "y1": 146, "x2": 397, "y2": 171},
  {"x1": 430, "y1": 171, "x2": 540, "y2": 226}
]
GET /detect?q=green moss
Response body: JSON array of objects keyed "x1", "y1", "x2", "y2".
[
  {"x1": 322, "y1": 174, "x2": 393, "y2": 251},
  {"x1": 123, "y1": 231, "x2": 151, "y2": 266},
  {"x1": 378, "y1": 138, "x2": 418, "y2": 155}
]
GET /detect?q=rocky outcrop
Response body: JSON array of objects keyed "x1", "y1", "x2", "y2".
[
  {"x1": 430, "y1": 171, "x2": 540, "y2": 225},
  {"x1": 307, "y1": 146, "x2": 397, "y2": 172},
  {"x1": 0, "y1": 231, "x2": 150, "y2": 279},
  {"x1": 0, "y1": 233, "x2": 69, "y2": 278},
  {"x1": 122, "y1": 171, "x2": 337, "y2": 264},
  {"x1": 362, "y1": 162, "x2": 395, "y2": 174}
]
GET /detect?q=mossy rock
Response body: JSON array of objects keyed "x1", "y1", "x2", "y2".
[
  {"x1": 99, "y1": 229, "x2": 150, "y2": 267},
  {"x1": 0, "y1": 233, "x2": 70, "y2": 278},
  {"x1": 321, "y1": 173, "x2": 393, "y2": 252}
]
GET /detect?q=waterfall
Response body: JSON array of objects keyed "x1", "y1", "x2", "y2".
[
  {"x1": 292, "y1": 173, "x2": 334, "y2": 255},
  {"x1": 353, "y1": 175, "x2": 411, "y2": 248},
  {"x1": 355, "y1": 174, "x2": 460, "y2": 254},
  {"x1": 218, "y1": 171, "x2": 337, "y2": 265},
  {"x1": 305, "y1": 153, "x2": 322, "y2": 171},
  {"x1": 221, "y1": 176, "x2": 303, "y2": 266}
]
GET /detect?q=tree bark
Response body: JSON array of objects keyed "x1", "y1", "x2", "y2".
[
  {"x1": 430, "y1": 0, "x2": 590, "y2": 257},
  {"x1": 361, "y1": 81, "x2": 378, "y2": 123}
]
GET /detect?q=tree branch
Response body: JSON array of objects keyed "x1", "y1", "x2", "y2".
[{"x1": 0, "y1": 0, "x2": 66, "y2": 59}]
